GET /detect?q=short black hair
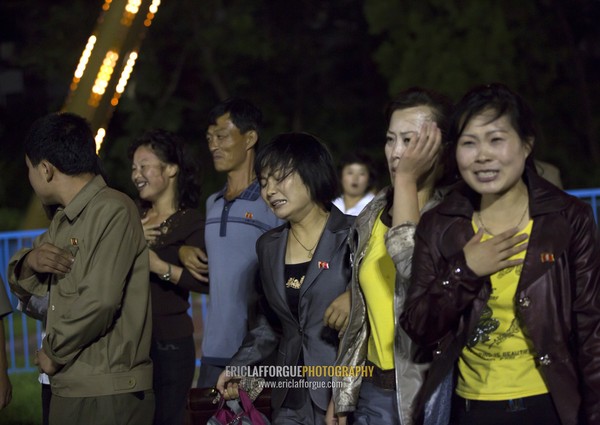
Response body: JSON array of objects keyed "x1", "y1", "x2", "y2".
[
  {"x1": 24, "y1": 112, "x2": 101, "y2": 175},
  {"x1": 208, "y1": 97, "x2": 262, "y2": 137},
  {"x1": 128, "y1": 129, "x2": 201, "y2": 209},
  {"x1": 254, "y1": 133, "x2": 339, "y2": 210}
]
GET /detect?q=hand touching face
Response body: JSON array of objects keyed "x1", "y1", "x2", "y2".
[{"x1": 385, "y1": 106, "x2": 441, "y2": 187}]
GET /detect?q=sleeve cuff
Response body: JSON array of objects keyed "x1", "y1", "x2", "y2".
[{"x1": 16, "y1": 274, "x2": 49, "y2": 298}]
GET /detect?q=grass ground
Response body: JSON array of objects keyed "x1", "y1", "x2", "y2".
[
  {"x1": 1, "y1": 371, "x2": 42, "y2": 425},
  {"x1": 3, "y1": 314, "x2": 43, "y2": 424}
]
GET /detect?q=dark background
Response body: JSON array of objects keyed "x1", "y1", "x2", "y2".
[{"x1": 1, "y1": 0, "x2": 599, "y2": 230}]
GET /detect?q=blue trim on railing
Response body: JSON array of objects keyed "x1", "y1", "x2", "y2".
[
  {"x1": 1, "y1": 229, "x2": 45, "y2": 373},
  {"x1": 567, "y1": 188, "x2": 600, "y2": 222}
]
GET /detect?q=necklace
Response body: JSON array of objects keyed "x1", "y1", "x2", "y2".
[
  {"x1": 289, "y1": 214, "x2": 329, "y2": 258},
  {"x1": 290, "y1": 228, "x2": 319, "y2": 258},
  {"x1": 477, "y1": 203, "x2": 529, "y2": 236}
]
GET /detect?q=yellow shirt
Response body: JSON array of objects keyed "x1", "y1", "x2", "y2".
[
  {"x1": 456, "y1": 219, "x2": 549, "y2": 400},
  {"x1": 359, "y1": 211, "x2": 396, "y2": 370}
]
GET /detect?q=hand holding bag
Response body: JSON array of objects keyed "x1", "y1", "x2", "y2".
[{"x1": 207, "y1": 389, "x2": 270, "y2": 425}]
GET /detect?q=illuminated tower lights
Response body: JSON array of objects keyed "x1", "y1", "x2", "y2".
[
  {"x1": 70, "y1": 35, "x2": 97, "y2": 92},
  {"x1": 66, "y1": 0, "x2": 162, "y2": 153}
]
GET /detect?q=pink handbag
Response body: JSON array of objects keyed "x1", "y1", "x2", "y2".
[{"x1": 207, "y1": 389, "x2": 270, "y2": 425}]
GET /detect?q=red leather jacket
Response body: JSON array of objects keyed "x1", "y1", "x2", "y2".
[{"x1": 400, "y1": 171, "x2": 600, "y2": 425}]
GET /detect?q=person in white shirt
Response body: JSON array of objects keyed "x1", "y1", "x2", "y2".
[{"x1": 332, "y1": 152, "x2": 376, "y2": 216}]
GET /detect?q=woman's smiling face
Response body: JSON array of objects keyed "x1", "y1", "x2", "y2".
[
  {"x1": 456, "y1": 109, "x2": 532, "y2": 196},
  {"x1": 131, "y1": 145, "x2": 171, "y2": 203}
]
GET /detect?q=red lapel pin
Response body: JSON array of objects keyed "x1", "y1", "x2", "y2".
[{"x1": 318, "y1": 261, "x2": 329, "y2": 269}]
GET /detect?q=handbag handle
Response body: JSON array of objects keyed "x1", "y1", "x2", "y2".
[
  {"x1": 237, "y1": 390, "x2": 269, "y2": 425},
  {"x1": 211, "y1": 396, "x2": 237, "y2": 425}
]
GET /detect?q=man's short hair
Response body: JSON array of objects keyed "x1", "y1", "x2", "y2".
[
  {"x1": 25, "y1": 112, "x2": 100, "y2": 176},
  {"x1": 208, "y1": 98, "x2": 262, "y2": 136}
]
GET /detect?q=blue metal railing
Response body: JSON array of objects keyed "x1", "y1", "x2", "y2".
[
  {"x1": 567, "y1": 188, "x2": 600, "y2": 222},
  {"x1": 1, "y1": 229, "x2": 45, "y2": 373},
  {"x1": 2, "y1": 187, "x2": 600, "y2": 373}
]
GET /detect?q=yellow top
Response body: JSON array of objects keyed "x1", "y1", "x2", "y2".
[
  {"x1": 359, "y1": 210, "x2": 396, "y2": 370},
  {"x1": 456, "y1": 219, "x2": 549, "y2": 400}
]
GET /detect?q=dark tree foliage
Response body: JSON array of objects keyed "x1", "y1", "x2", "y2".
[
  {"x1": 365, "y1": 0, "x2": 600, "y2": 188},
  {"x1": 0, "y1": 0, "x2": 598, "y2": 230}
]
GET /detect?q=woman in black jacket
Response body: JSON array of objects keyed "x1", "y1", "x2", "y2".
[{"x1": 400, "y1": 83, "x2": 600, "y2": 425}]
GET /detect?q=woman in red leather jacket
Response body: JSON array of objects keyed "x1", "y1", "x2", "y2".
[{"x1": 400, "y1": 83, "x2": 600, "y2": 425}]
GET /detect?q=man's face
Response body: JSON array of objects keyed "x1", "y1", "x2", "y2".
[
  {"x1": 25, "y1": 155, "x2": 54, "y2": 205},
  {"x1": 206, "y1": 113, "x2": 250, "y2": 173}
]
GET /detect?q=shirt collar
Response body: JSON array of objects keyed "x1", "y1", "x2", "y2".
[
  {"x1": 215, "y1": 180, "x2": 261, "y2": 202},
  {"x1": 61, "y1": 175, "x2": 107, "y2": 221}
]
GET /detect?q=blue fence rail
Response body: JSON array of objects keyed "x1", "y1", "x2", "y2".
[
  {"x1": 1, "y1": 229, "x2": 45, "y2": 373},
  {"x1": 2, "y1": 187, "x2": 600, "y2": 374},
  {"x1": 567, "y1": 188, "x2": 600, "y2": 222}
]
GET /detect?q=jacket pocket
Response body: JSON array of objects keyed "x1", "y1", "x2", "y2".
[{"x1": 57, "y1": 240, "x2": 81, "y2": 296}]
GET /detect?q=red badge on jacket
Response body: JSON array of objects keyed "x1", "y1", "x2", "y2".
[
  {"x1": 540, "y1": 253, "x2": 555, "y2": 263},
  {"x1": 318, "y1": 261, "x2": 329, "y2": 269}
]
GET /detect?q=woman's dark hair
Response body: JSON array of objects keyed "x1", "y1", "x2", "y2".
[
  {"x1": 128, "y1": 129, "x2": 201, "y2": 209},
  {"x1": 254, "y1": 133, "x2": 339, "y2": 210},
  {"x1": 337, "y1": 151, "x2": 377, "y2": 193},
  {"x1": 386, "y1": 87, "x2": 454, "y2": 186},
  {"x1": 448, "y1": 83, "x2": 537, "y2": 175},
  {"x1": 385, "y1": 87, "x2": 453, "y2": 140}
]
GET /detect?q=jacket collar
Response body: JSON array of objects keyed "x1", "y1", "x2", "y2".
[
  {"x1": 61, "y1": 175, "x2": 107, "y2": 222},
  {"x1": 437, "y1": 169, "x2": 569, "y2": 219},
  {"x1": 263, "y1": 206, "x2": 351, "y2": 320},
  {"x1": 351, "y1": 185, "x2": 447, "y2": 255}
]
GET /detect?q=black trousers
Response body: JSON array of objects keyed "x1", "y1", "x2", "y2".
[
  {"x1": 151, "y1": 336, "x2": 196, "y2": 425},
  {"x1": 42, "y1": 383, "x2": 52, "y2": 425},
  {"x1": 451, "y1": 393, "x2": 561, "y2": 425}
]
